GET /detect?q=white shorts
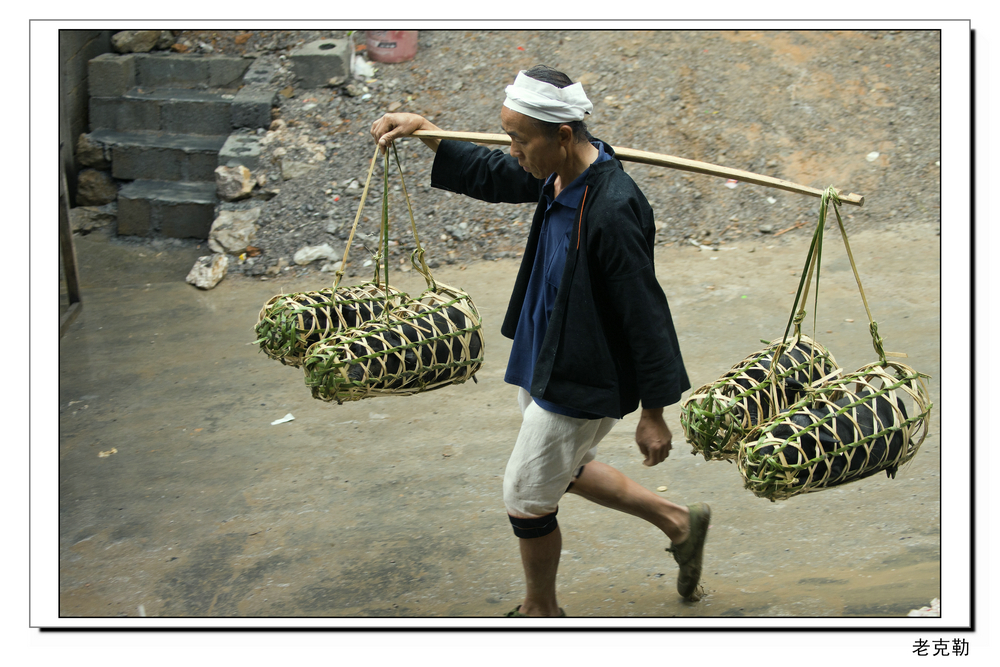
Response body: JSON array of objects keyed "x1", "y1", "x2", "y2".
[{"x1": 503, "y1": 388, "x2": 619, "y2": 518}]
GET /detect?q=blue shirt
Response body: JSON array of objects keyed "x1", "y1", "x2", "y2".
[{"x1": 504, "y1": 142, "x2": 612, "y2": 419}]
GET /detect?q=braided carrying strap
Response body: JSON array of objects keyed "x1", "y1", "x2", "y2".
[
  {"x1": 772, "y1": 186, "x2": 893, "y2": 369},
  {"x1": 293, "y1": 140, "x2": 484, "y2": 403},
  {"x1": 254, "y1": 142, "x2": 477, "y2": 381},
  {"x1": 730, "y1": 186, "x2": 932, "y2": 500},
  {"x1": 336, "y1": 142, "x2": 437, "y2": 295},
  {"x1": 253, "y1": 144, "x2": 391, "y2": 365},
  {"x1": 681, "y1": 185, "x2": 932, "y2": 499}
]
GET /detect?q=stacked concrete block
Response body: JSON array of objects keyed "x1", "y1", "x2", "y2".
[
  {"x1": 91, "y1": 88, "x2": 237, "y2": 135},
  {"x1": 88, "y1": 53, "x2": 137, "y2": 98},
  {"x1": 219, "y1": 134, "x2": 262, "y2": 172},
  {"x1": 232, "y1": 87, "x2": 277, "y2": 129},
  {"x1": 83, "y1": 51, "x2": 274, "y2": 239},
  {"x1": 135, "y1": 53, "x2": 211, "y2": 87},
  {"x1": 135, "y1": 53, "x2": 252, "y2": 89},
  {"x1": 90, "y1": 129, "x2": 227, "y2": 181},
  {"x1": 118, "y1": 180, "x2": 217, "y2": 238},
  {"x1": 232, "y1": 58, "x2": 279, "y2": 129},
  {"x1": 290, "y1": 38, "x2": 353, "y2": 87}
]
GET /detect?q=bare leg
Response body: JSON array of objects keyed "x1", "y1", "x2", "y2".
[
  {"x1": 568, "y1": 460, "x2": 690, "y2": 543},
  {"x1": 515, "y1": 526, "x2": 563, "y2": 617}
]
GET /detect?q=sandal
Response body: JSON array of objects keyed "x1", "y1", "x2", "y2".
[{"x1": 666, "y1": 502, "x2": 711, "y2": 600}]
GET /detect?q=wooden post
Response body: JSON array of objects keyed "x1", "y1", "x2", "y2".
[{"x1": 59, "y1": 168, "x2": 82, "y2": 337}]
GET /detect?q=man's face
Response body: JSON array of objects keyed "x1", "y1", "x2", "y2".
[{"x1": 500, "y1": 106, "x2": 562, "y2": 180}]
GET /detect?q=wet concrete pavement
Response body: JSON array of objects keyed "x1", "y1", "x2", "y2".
[{"x1": 56, "y1": 221, "x2": 942, "y2": 624}]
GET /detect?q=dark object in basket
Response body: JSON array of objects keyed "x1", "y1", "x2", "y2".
[
  {"x1": 766, "y1": 390, "x2": 906, "y2": 481},
  {"x1": 737, "y1": 361, "x2": 932, "y2": 501},
  {"x1": 254, "y1": 283, "x2": 405, "y2": 367},
  {"x1": 303, "y1": 284, "x2": 485, "y2": 403},
  {"x1": 680, "y1": 336, "x2": 840, "y2": 461}
]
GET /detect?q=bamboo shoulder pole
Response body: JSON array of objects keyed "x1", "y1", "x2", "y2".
[{"x1": 411, "y1": 129, "x2": 865, "y2": 207}]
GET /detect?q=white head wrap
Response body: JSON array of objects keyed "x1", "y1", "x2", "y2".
[{"x1": 503, "y1": 70, "x2": 593, "y2": 123}]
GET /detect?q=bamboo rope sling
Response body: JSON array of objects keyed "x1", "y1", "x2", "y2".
[
  {"x1": 301, "y1": 143, "x2": 485, "y2": 403},
  {"x1": 254, "y1": 144, "x2": 406, "y2": 367},
  {"x1": 680, "y1": 231, "x2": 842, "y2": 461},
  {"x1": 734, "y1": 187, "x2": 932, "y2": 501}
]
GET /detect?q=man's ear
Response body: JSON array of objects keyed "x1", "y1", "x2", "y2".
[{"x1": 557, "y1": 123, "x2": 574, "y2": 147}]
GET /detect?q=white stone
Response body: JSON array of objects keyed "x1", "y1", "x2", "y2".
[
  {"x1": 208, "y1": 208, "x2": 260, "y2": 254},
  {"x1": 281, "y1": 160, "x2": 319, "y2": 180},
  {"x1": 69, "y1": 205, "x2": 116, "y2": 234},
  {"x1": 111, "y1": 30, "x2": 161, "y2": 53},
  {"x1": 294, "y1": 243, "x2": 338, "y2": 265},
  {"x1": 186, "y1": 254, "x2": 229, "y2": 289},
  {"x1": 215, "y1": 165, "x2": 255, "y2": 201}
]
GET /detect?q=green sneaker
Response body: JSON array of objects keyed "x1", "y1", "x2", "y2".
[{"x1": 666, "y1": 502, "x2": 711, "y2": 600}]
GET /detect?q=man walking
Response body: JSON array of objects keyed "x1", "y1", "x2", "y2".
[{"x1": 371, "y1": 65, "x2": 710, "y2": 617}]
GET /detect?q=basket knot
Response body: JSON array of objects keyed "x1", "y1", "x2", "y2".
[{"x1": 869, "y1": 320, "x2": 887, "y2": 363}]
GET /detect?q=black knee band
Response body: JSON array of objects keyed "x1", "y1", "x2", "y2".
[{"x1": 508, "y1": 509, "x2": 559, "y2": 539}]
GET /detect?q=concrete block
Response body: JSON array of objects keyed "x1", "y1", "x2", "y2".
[
  {"x1": 113, "y1": 145, "x2": 180, "y2": 181},
  {"x1": 290, "y1": 38, "x2": 352, "y2": 88},
  {"x1": 88, "y1": 53, "x2": 136, "y2": 98},
  {"x1": 219, "y1": 133, "x2": 262, "y2": 171},
  {"x1": 231, "y1": 87, "x2": 276, "y2": 129},
  {"x1": 90, "y1": 96, "x2": 161, "y2": 132},
  {"x1": 241, "y1": 59, "x2": 278, "y2": 87},
  {"x1": 208, "y1": 56, "x2": 253, "y2": 88},
  {"x1": 117, "y1": 191, "x2": 152, "y2": 236},
  {"x1": 160, "y1": 94, "x2": 234, "y2": 135},
  {"x1": 93, "y1": 129, "x2": 227, "y2": 182},
  {"x1": 160, "y1": 201, "x2": 216, "y2": 238},
  {"x1": 118, "y1": 180, "x2": 217, "y2": 238},
  {"x1": 136, "y1": 53, "x2": 209, "y2": 87},
  {"x1": 188, "y1": 151, "x2": 224, "y2": 181}
]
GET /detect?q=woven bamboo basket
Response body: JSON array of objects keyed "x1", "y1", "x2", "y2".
[
  {"x1": 254, "y1": 141, "x2": 486, "y2": 405},
  {"x1": 254, "y1": 283, "x2": 406, "y2": 367},
  {"x1": 737, "y1": 360, "x2": 931, "y2": 501},
  {"x1": 302, "y1": 282, "x2": 485, "y2": 403},
  {"x1": 680, "y1": 336, "x2": 840, "y2": 461}
]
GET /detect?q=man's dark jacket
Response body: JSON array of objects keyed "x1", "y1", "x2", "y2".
[{"x1": 431, "y1": 138, "x2": 689, "y2": 419}]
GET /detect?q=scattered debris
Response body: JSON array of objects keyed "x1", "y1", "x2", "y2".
[
  {"x1": 353, "y1": 55, "x2": 376, "y2": 79},
  {"x1": 774, "y1": 220, "x2": 807, "y2": 236}
]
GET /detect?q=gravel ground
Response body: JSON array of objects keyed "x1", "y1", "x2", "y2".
[{"x1": 174, "y1": 28, "x2": 941, "y2": 280}]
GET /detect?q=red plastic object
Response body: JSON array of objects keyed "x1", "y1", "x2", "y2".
[{"x1": 364, "y1": 31, "x2": 419, "y2": 63}]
